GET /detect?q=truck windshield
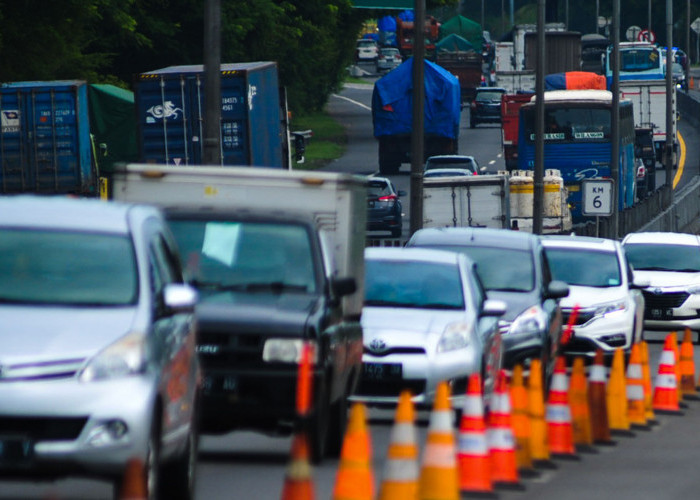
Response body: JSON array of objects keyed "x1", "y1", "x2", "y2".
[
  {"x1": 168, "y1": 220, "x2": 318, "y2": 293},
  {"x1": 523, "y1": 106, "x2": 610, "y2": 142},
  {"x1": 0, "y1": 229, "x2": 138, "y2": 305}
]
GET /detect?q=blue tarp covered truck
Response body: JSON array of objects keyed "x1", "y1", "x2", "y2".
[
  {"x1": 134, "y1": 62, "x2": 290, "y2": 168},
  {"x1": 372, "y1": 57, "x2": 461, "y2": 174}
]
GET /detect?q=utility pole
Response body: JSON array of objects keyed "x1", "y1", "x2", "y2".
[
  {"x1": 611, "y1": 0, "x2": 620, "y2": 238},
  {"x1": 533, "y1": 0, "x2": 545, "y2": 235},
  {"x1": 203, "y1": 0, "x2": 222, "y2": 165},
  {"x1": 409, "y1": 0, "x2": 425, "y2": 236},
  {"x1": 665, "y1": 0, "x2": 675, "y2": 194}
]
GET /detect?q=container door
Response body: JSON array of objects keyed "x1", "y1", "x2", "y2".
[{"x1": 218, "y1": 72, "x2": 250, "y2": 165}]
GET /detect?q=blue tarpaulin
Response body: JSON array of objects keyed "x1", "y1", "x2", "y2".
[
  {"x1": 378, "y1": 15, "x2": 397, "y2": 32},
  {"x1": 372, "y1": 57, "x2": 461, "y2": 139}
]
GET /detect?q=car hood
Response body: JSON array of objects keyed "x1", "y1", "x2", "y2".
[
  {"x1": 633, "y1": 270, "x2": 700, "y2": 288},
  {"x1": 557, "y1": 285, "x2": 628, "y2": 308},
  {"x1": 0, "y1": 306, "x2": 137, "y2": 363},
  {"x1": 361, "y1": 306, "x2": 467, "y2": 345},
  {"x1": 484, "y1": 290, "x2": 542, "y2": 321}
]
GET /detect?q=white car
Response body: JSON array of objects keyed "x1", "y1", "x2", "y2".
[
  {"x1": 622, "y1": 232, "x2": 700, "y2": 337},
  {"x1": 542, "y1": 235, "x2": 645, "y2": 358},
  {"x1": 355, "y1": 39, "x2": 379, "y2": 62},
  {"x1": 351, "y1": 247, "x2": 506, "y2": 410}
]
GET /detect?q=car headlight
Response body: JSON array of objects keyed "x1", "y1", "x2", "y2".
[
  {"x1": 79, "y1": 332, "x2": 146, "y2": 382},
  {"x1": 263, "y1": 339, "x2": 317, "y2": 363},
  {"x1": 437, "y1": 322, "x2": 470, "y2": 353},
  {"x1": 687, "y1": 285, "x2": 700, "y2": 295},
  {"x1": 593, "y1": 300, "x2": 628, "y2": 318},
  {"x1": 508, "y1": 306, "x2": 547, "y2": 336}
]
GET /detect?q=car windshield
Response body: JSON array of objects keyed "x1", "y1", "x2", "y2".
[
  {"x1": 364, "y1": 259, "x2": 464, "y2": 309},
  {"x1": 476, "y1": 91, "x2": 504, "y2": 102},
  {"x1": 168, "y1": 220, "x2": 317, "y2": 293},
  {"x1": 424, "y1": 170, "x2": 473, "y2": 178},
  {"x1": 425, "y1": 158, "x2": 476, "y2": 171},
  {"x1": 545, "y1": 247, "x2": 621, "y2": 287},
  {"x1": 624, "y1": 243, "x2": 700, "y2": 272},
  {"x1": 0, "y1": 229, "x2": 137, "y2": 305},
  {"x1": 419, "y1": 244, "x2": 535, "y2": 292}
]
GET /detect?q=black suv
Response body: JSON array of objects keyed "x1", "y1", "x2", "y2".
[
  {"x1": 406, "y1": 227, "x2": 569, "y2": 384},
  {"x1": 470, "y1": 87, "x2": 507, "y2": 128},
  {"x1": 366, "y1": 176, "x2": 405, "y2": 238}
]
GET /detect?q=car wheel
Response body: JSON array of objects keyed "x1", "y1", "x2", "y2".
[
  {"x1": 160, "y1": 406, "x2": 198, "y2": 500},
  {"x1": 308, "y1": 377, "x2": 330, "y2": 464},
  {"x1": 325, "y1": 392, "x2": 349, "y2": 457}
]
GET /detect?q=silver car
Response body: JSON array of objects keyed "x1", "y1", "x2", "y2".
[
  {"x1": 351, "y1": 247, "x2": 505, "y2": 410},
  {"x1": 0, "y1": 195, "x2": 200, "y2": 499}
]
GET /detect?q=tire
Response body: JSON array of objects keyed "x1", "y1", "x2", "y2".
[
  {"x1": 160, "y1": 408, "x2": 198, "y2": 500},
  {"x1": 325, "y1": 392, "x2": 349, "y2": 457}
]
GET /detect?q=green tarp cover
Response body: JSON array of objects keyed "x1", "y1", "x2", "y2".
[
  {"x1": 436, "y1": 34, "x2": 476, "y2": 53},
  {"x1": 88, "y1": 84, "x2": 138, "y2": 173},
  {"x1": 439, "y1": 15, "x2": 483, "y2": 49}
]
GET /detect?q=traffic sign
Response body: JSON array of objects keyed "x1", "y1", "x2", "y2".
[
  {"x1": 638, "y1": 29, "x2": 656, "y2": 43},
  {"x1": 626, "y1": 25, "x2": 642, "y2": 42},
  {"x1": 582, "y1": 179, "x2": 613, "y2": 216},
  {"x1": 692, "y1": 17, "x2": 700, "y2": 35}
]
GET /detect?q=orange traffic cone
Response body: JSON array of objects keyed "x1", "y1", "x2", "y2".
[
  {"x1": 546, "y1": 357, "x2": 578, "y2": 459},
  {"x1": 607, "y1": 348, "x2": 633, "y2": 436},
  {"x1": 510, "y1": 364, "x2": 537, "y2": 476},
  {"x1": 118, "y1": 458, "x2": 147, "y2": 500},
  {"x1": 456, "y1": 373, "x2": 494, "y2": 496},
  {"x1": 333, "y1": 402, "x2": 374, "y2": 500},
  {"x1": 418, "y1": 381, "x2": 459, "y2": 500},
  {"x1": 568, "y1": 357, "x2": 595, "y2": 453},
  {"x1": 378, "y1": 390, "x2": 419, "y2": 500},
  {"x1": 640, "y1": 340, "x2": 657, "y2": 425},
  {"x1": 625, "y1": 343, "x2": 649, "y2": 429},
  {"x1": 528, "y1": 358, "x2": 556, "y2": 468},
  {"x1": 652, "y1": 333, "x2": 684, "y2": 415},
  {"x1": 669, "y1": 331, "x2": 686, "y2": 407},
  {"x1": 488, "y1": 370, "x2": 524, "y2": 489},
  {"x1": 588, "y1": 349, "x2": 615, "y2": 446},
  {"x1": 679, "y1": 328, "x2": 699, "y2": 400},
  {"x1": 281, "y1": 432, "x2": 316, "y2": 500}
]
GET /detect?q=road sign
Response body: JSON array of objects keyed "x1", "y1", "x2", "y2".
[
  {"x1": 626, "y1": 26, "x2": 642, "y2": 42},
  {"x1": 638, "y1": 29, "x2": 656, "y2": 43},
  {"x1": 582, "y1": 179, "x2": 614, "y2": 216},
  {"x1": 692, "y1": 17, "x2": 700, "y2": 35}
]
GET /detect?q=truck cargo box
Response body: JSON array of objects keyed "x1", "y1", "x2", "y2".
[
  {"x1": 134, "y1": 62, "x2": 286, "y2": 168},
  {"x1": 0, "y1": 80, "x2": 96, "y2": 195}
]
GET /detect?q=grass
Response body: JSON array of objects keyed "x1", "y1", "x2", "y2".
[{"x1": 290, "y1": 109, "x2": 348, "y2": 171}]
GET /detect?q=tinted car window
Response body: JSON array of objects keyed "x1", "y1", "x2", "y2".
[
  {"x1": 364, "y1": 259, "x2": 465, "y2": 309},
  {"x1": 417, "y1": 244, "x2": 535, "y2": 292},
  {"x1": 546, "y1": 248, "x2": 621, "y2": 287},
  {"x1": 0, "y1": 229, "x2": 137, "y2": 305},
  {"x1": 624, "y1": 243, "x2": 700, "y2": 272},
  {"x1": 367, "y1": 180, "x2": 393, "y2": 199},
  {"x1": 476, "y1": 90, "x2": 505, "y2": 101}
]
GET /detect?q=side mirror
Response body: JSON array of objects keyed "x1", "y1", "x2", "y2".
[
  {"x1": 546, "y1": 280, "x2": 570, "y2": 300},
  {"x1": 481, "y1": 299, "x2": 507, "y2": 317},
  {"x1": 163, "y1": 283, "x2": 198, "y2": 313},
  {"x1": 331, "y1": 276, "x2": 357, "y2": 298}
]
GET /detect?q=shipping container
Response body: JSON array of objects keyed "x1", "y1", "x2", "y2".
[
  {"x1": 0, "y1": 80, "x2": 97, "y2": 195},
  {"x1": 134, "y1": 62, "x2": 287, "y2": 168}
]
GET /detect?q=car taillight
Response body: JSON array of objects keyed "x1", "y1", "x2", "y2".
[
  {"x1": 378, "y1": 194, "x2": 397, "y2": 201},
  {"x1": 637, "y1": 165, "x2": 646, "y2": 178}
]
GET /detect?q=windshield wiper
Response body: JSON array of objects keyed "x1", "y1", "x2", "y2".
[
  {"x1": 633, "y1": 266, "x2": 674, "y2": 271},
  {"x1": 243, "y1": 282, "x2": 308, "y2": 292},
  {"x1": 489, "y1": 287, "x2": 528, "y2": 292},
  {"x1": 364, "y1": 299, "x2": 418, "y2": 308},
  {"x1": 421, "y1": 302, "x2": 460, "y2": 309}
]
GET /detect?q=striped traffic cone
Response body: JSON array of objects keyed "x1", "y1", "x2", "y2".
[
  {"x1": 378, "y1": 390, "x2": 419, "y2": 500},
  {"x1": 510, "y1": 364, "x2": 537, "y2": 476},
  {"x1": 456, "y1": 373, "x2": 494, "y2": 496},
  {"x1": 640, "y1": 340, "x2": 657, "y2": 425},
  {"x1": 625, "y1": 343, "x2": 649, "y2": 429},
  {"x1": 546, "y1": 357, "x2": 578, "y2": 459},
  {"x1": 588, "y1": 349, "x2": 615, "y2": 446},
  {"x1": 679, "y1": 328, "x2": 699, "y2": 400},
  {"x1": 568, "y1": 356, "x2": 596, "y2": 453},
  {"x1": 118, "y1": 458, "x2": 147, "y2": 500},
  {"x1": 281, "y1": 432, "x2": 316, "y2": 500},
  {"x1": 418, "y1": 381, "x2": 459, "y2": 500},
  {"x1": 669, "y1": 331, "x2": 686, "y2": 407},
  {"x1": 653, "y1": 333, "x2": 684, "y2": 415},
  {"x1": 607, "y1": 347, "x2": 633, "y2": 436},
  {"x1": 528, "y1": 358, "x2": 556, "y2": 468},
  {"x1": 332, "y1": 402, "x2": 374, "y2": 500},
  {"x1": 488, "y1": 370, "x2": 524, "y2": 490}
]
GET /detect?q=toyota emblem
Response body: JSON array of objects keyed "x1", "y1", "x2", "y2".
[
  {"x1": 652, "y1": 288, "x2": 663, "y2": 295},
  {"x1": 368, "y1": 338, "x2": 388, "y2": 354}
]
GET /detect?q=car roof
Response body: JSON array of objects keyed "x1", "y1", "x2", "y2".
[
  {"x1": 426, "y1": 155, "x2": 476, "y2": 162},
  {"x1": 408, "y1": 227, "x2": 538, "y2": 251},
  {"x1": 622, "y1": 232, "x2": 700, "y2": 246},
  {"x1": 540, "y1": 234, "x2": 620, "y2": 252},
  {"x1": 365, "y1": 246, "x2": 471, "y2": 266},
  {"x1": 0, "y1": 195, "x2": 153, "y2": 233}
]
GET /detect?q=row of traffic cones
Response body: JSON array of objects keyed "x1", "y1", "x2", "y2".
[{"x1": 280, "y1": 328, "x2": 699, "y2": 500}]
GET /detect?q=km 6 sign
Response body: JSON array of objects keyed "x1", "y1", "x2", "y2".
[{"x1": 582, "y1": 179, "x2": 614, "y2": 216}]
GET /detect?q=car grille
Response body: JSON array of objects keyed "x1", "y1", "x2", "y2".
[
  {"x1": 355, "y1": 379, "x2": 426, "y2": 398},
  {"x1": 363, "y1": 346, "x2": 425, "y2": 357},
  {"x1": 0, "y1": 416, "x2": 88, "y2": 441},
  {"x1": 562, "y1": 309, "x2": 596, "y2": 326},
  {"x1": 197, "y1": 331, "x2": 264, "y2": 370},
  {"x1": 642, "y1": 291, "x2": 689, "y2": 309},
  {"x1": 0, "y1": 358, "x2": 86, "y2": 381}
]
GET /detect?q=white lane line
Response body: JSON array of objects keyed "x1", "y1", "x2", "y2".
[{"x1": 331, "y1": 93, "x2": 372, "y2": 111}]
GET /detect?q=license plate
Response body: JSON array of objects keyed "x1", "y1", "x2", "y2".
[
  {"x1": 202, "y1": 375, "x2": 238, "y2": 395},
  {"x1": 650, "y1": 308, "x2": 673, "y2": 319},
  {"x1": 362, "y1": 362, "x2": 402, "y2": 381},
  {"x1": 0, "y1": 436, "x2": 33, "y2": 464}
]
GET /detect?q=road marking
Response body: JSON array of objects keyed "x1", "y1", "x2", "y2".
[
  {"x1": 331, "y1": 93, "x2": 372, "y2": 111},
  {"x1": 673, "y1": 130, "x2": 685, "y2": 189}
]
